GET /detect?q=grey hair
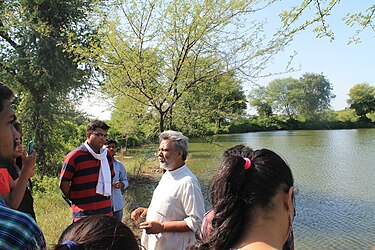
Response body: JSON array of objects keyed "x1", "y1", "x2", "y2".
[{"x1": 159, "y1": 130, "x2": 189, "y2": 161}]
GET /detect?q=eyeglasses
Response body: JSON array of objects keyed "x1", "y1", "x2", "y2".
[{"x1": 91, "y1": 131, "x2": 109, "y2": 139}]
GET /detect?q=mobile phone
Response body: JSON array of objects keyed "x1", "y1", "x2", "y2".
[{"x1": 27, "y1": 140, "x2": 34, "y2": 155}]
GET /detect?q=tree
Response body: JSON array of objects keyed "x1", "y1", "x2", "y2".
[
  {"x1": 0, "y1": 1, "x2": 102, "y2": 175},
  {"x1": 174, "y1": 72, "x2": 247, "y2": 135},
  {"x1": 298, "y1": 73, "x2": 335, "y2": 120},
  {"x1": 110, "y1": 96, "x2": 159, "y2": 143},
  {"x1": 248, "y1": 86, "x2": 273, "y2": 118},
  {"x1": 348, "y1": 83, "x2": 375, "y2": 122},
  {"x1": 279, "y1": 1, "x2": 375, "y2": 44},
  {"x1": 250, "y1": 73, "x2": 335, "y2": 121},
  {"x1": 99, "y1": 0, "x2": 301, "y2": 133},
  {"x1": 266, "y1": 77, "x2": 302, "y2": 120}
]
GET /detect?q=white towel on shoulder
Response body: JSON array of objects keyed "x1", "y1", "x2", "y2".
[{"x1": 84, "y1": 140, "x2": 112, "y2": 196}]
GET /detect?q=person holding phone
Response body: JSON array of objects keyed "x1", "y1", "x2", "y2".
[
  {"x1": 0, "y1": 122, "x2": 36, "y2": 210},
  {"x1": 0, "y1": 83, "x2": 46, "y2": 249},
  {"x1": 6, "y1": 122, "x2": 37, "y2": 220}
]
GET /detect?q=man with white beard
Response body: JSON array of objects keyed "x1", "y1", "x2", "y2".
[{"x1": 131, "y1": 130, "x2": 205, "y2": 250}]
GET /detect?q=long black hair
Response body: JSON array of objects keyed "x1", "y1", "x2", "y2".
[{"x1": 196, "y1": 145, "x2": 294, "y2": 249}]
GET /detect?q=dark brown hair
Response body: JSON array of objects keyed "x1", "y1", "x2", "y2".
[
  {"x1": 86, "y1": 120, "x2": 110, "y2": 132},
  {"x1": 105, "y1": 137, "x2": 117, "y2": 146},
  {"x1": 55, "y1": 215, "x2": 140, "y2": 250}
]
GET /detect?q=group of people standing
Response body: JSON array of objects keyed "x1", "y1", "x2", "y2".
[
  {"x1": 58, "y1": 121, "x2": 206, "y2": 250},
  {"x1": 57, "y1": 120, "x2": 296, "y2": 250},
  {"x1": 1, "y1": 82, "x2": 296, "y2": 250}
]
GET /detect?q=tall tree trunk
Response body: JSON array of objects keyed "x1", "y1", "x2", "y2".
[
  {"x1": 169, "y1": 107, "x2": 173, "y2": 130},
  {"x1": 159, "y1": 111, "x2": 166, "y2": 132}
]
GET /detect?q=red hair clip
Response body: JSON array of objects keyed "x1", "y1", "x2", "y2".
[{"x1": 244, "y1": 158, "x2": 251, "y2": 170}]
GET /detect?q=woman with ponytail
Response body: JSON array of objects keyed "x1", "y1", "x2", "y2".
[{"x1": 195, "y1": 144, "x2": 295, "y2": 250}]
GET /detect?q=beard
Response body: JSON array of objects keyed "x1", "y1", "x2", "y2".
[{"x1": 159, "y1": 157, "x2": 175, "y2": 171}]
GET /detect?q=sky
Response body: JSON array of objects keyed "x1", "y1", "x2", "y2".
[
  {"x1": 251, "y1": 1, "x2": 375, "y2": 111},
  {"x1": 80, "y1": 1, "x2": 375, "y2": 120},
  {"x1": 80, "y1": 92, "x2": 113, "y2": 120}
]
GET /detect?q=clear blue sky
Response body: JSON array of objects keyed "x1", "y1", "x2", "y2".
[{"x1": 252, "y1": 1, "x2": 375, "y2": 111}]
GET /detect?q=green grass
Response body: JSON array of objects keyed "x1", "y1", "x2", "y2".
[
  {"x1": 32, "y1": 175, "x2": 71, "y2": 249},
  {"x1": 34, "y1": 192, "x2": 71, "y2": 249}
]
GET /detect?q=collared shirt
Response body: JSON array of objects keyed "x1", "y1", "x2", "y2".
[
  {"x1": 111, "y1": 159, "x2": 128, "y2": 212},
  {"x1": 60, "y1": 144, "x2": 114, "y2": 221},
  {"x1": 141, "y1": 164, "x2": 205, "y2": 250},
  {"x1": 0, "y1": 196, "x2": 46, "y2": 250}
]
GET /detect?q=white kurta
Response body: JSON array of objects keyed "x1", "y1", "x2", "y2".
[{"x1": 141, "y1": 165, "x2": 205, "y2": 250}]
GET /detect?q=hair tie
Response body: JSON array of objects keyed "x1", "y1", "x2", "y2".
[
  {"x1": 243, "y1": 157, "x2": 251, "y2": 170},
  {"x1": 62, "y1": 240, "x2": 78, "y2": 250}
]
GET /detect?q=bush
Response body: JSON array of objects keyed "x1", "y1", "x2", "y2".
[{"x1": 32, "y1": 175, "x2": 60, "y2": 194}]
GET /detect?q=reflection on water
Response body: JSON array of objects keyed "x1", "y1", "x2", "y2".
[{"x1": 128, "y1": 129, "x2": 375, "y2": 249}]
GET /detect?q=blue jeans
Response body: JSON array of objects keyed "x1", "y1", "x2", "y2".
[{"x1": 113, "y1": 209, "x2": 123, "y2": 222}]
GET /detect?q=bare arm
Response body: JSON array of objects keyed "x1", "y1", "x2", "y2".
[
  {"x1": 3, "y1": 154, "x2": 35, "y2": 209},
  {"x1": 140, "y1": 220, "x2": 191, "y2": 234},
  {"x1": 3, "y1": 176, "x2": 28, "y2": 209}
]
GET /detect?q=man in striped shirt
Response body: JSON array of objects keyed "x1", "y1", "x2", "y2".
[
  {"x1": 0, "y1": 83, "x2": 46, "y2": 249},
  {"x1": 59, "y1": 120, "x2": 114, "y2": 222}
]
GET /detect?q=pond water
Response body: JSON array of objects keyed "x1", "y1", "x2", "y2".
[{"x1": 127, "y1": 129, "x2": 375, "y2": 249}]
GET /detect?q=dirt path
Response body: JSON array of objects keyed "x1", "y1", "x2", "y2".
[{"x1": 123, "y1": 165, "x2": 163, "y2": 240}]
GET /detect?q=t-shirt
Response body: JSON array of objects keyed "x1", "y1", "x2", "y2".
[
  {"x1": 60, "y1": 144, "x2": 114, "y2": 221},
  {"x1": 0, "y1": 168, "x2": 11, "y2": 194}
]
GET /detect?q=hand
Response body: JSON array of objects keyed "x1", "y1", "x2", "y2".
[
  {"x1": 140, "y1": 221, "x2": 164, "y2": 234},
  {"x1": 112, "y1": 181, "x2": 123, "y2": 189},
  {"x1": 131, "y1": 207, "x2": 148, "y2": 222},
  {"x1": 22, "y1": 152, "x2": 36, "y2": 179},
  {"x1": 22, "y1": 147, "x2": 27, "y2": 158}
]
